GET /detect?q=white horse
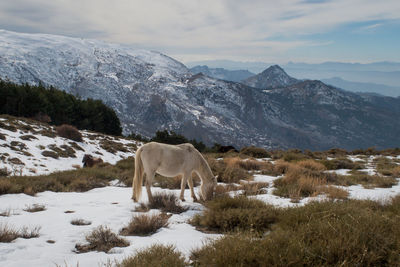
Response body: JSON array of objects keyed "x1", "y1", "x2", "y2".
[{"x1": 132, "y1": 142, "x2": 217, "y2": 203}]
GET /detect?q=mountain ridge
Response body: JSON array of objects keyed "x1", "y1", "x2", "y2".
[{"x1": 1, "y1": 29, "x2": 400, "y2": 150}]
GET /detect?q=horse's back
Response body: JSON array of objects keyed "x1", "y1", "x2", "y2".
[{"x1": 138, "y1": 142, "x2": 200, "y2": 176}]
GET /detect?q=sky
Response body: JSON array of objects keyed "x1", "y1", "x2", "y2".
[{"x1": 0, "y1": 0, "x2": 399, "y2": 64}]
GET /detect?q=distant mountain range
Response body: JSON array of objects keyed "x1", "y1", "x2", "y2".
[
  {"x1": 321, "y1": 77, "x2": 400, "y2": 98},
  {"x1": 1, "y1": 29, "x2": 400, "y2": 150},
  {"x1": 189, "y1": 65, "x2": 254, "y2": 82},
  {"x1": 188, "y1": 60, "x2": 400, "y2": 95},
  {"x1": 189, "y1": 63, "x2": 400, "y2": 97}
]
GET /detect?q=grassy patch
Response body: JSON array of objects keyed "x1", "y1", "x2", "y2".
[
  {"x1": 117, "y1": 244, "x2": 187, "y2": 267},
  {"x1": 375, "y1": 156, "x2": 400, "y2": 177},
  {"x1": 191, "y1": 198, "x2": 400, "y2": 266},
  {"x1": 191, "y1": 195, "x2": 278, "y2": 233},
  {"x1": 0, "y1": 157, "x2": 134, "y2": 195},
  {"x1": 120, "y1": 213, "x2": 169, "y2": 236},
  {"x1": 75, "y1": 225, "x2": 129, "y2": 253}
]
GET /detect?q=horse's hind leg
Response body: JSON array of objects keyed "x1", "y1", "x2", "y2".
[
  {"x1": 180, "y1": 174, "x2": 189, "y2": 201},
  {"x1": 146, "y1": 171, "x2": 155, "y2": 203},
  {"x1": 188, "y1": 176, "x2": 198, "y2": 202}
]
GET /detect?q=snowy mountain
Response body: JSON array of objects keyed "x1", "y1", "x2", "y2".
[
  {"x1": 189, "y1": 65, "x2": 254, "y2": 82},
  {"x1": 241, "y1": 65, "x2": 299, "y2": 89},
  {"x1": 1, "y1": 30, "x2": 400, "y2": 150}
]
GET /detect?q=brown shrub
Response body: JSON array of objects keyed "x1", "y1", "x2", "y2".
[
  {"x1": 75, "y1": 225, "x2": 129, "y2": 253},
  {"x1": 147, "y1": 192, "x2": 188, "y2": 214},
  {"x1": 191, "y1": 195, "x2": 278, "y2": 233},
  {"x1": 120, "y1": 213, "x2": 169, "y2": 236},
  {"x1": 273, "y1": 164, "x2": 327, "y2": 199},
  {"x1": 56, "y1": 124, "x2": 83, "y2": 142}
]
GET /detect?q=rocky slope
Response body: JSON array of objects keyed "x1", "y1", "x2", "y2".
[{"x1": 1, "y1": 29, "x2": 400, "y2": 150}]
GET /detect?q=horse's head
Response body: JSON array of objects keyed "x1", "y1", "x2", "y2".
[{"x1": 200, "y1": 175, "x2": 218, "y2": 201}]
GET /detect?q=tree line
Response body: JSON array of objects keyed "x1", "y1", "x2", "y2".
[{"x1": 0, "y1": 79, "x2": 122, "y2": 135}]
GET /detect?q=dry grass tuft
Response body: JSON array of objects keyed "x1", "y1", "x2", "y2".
[
  {"x1": 120, "y1": 213, "x2": 170, "y2": 236},
  {"x1": 71, "y1": 219, "x2": 92, "y2": 226},
  {"x1": 0, "y1": 224, "x2": 19, "y2": 242},
  {"x1": 296, "y1": 159, "x2": 326, "y2": 171},
  {"x1": 321, "y1": 186, "x2": 349, "y2": 200},
  {"x1": 23, "y1": 204, "x2": 46, "y2": 213},
  {"x1": 75, "y1": 225, "x2": 129, "y2": 253},
  {"x1": 117, "y1": 244, "x2": 187, "y2": 267},
  {"x1": 0, "y1": 224, "x2": 40, "y2": 242}
]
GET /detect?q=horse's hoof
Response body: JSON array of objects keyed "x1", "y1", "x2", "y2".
[
  {"x1": 180, "y1": 198, "x2": 186, "y2": 202},
  {"x1": 193, "y1": 198, "x2": 198, "y2": 202}
]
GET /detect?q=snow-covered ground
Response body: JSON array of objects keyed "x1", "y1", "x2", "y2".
[{"x1": 0, "y1": 186, "x2": 217, "y2": 267}]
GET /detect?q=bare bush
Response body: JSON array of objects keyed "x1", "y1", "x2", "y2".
[
  {"x1": 75, "y1": 225, "x2": 129, "y2": 253},
  {"x1": 56, "y1": 124, "x2": 83, "y2": 142}
]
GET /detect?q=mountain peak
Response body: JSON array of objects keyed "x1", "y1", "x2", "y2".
[{"x1": 242, "y1": 65, "x2": 298, "y2": 89}]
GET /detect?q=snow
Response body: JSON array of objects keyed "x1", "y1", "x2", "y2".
[
  {"x1": 0, "y1": 186, "x2": 218, "y2": 267},
  {"x1": 326, "y1": 169, "x2": 351, "y2": 176}
]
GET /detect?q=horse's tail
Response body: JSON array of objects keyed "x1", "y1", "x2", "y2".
[{"x1": 132, "y1": 147, "x2": 144, "y2": 202}]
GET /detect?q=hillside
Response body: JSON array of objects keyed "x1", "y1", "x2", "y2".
[
  {"x1": 0, "y1": 115, "x2": 138, "y2": 176},
  {"x1": 1, "y1": 30, "x2": 400, "y2": 150}
]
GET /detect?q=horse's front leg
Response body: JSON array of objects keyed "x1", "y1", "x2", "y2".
[
  {"x1": 188, "y1": 176, "x2": 198, "y2": 202},
  {"x1": 180, "y1": 174, "x2": 188, "y2": 201}
]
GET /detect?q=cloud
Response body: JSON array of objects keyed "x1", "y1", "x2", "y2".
[{"x1": 0, "y1": 0, "x2": 399, "y2": 62}]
